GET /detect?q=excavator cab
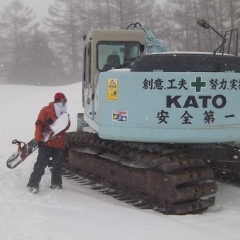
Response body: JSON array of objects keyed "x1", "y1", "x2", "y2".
[{"x1": 81, "y1": 29, "x2": 145, "y2": 126}]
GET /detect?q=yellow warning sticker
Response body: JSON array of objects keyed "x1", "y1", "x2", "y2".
[{"x1": 107, "y1": 78, "x2": 118, "y2": 101}]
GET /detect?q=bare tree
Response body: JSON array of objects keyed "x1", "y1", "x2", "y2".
[
  {"x1": 0, "y1": 0, "x2": 38, "y2": 82},
  {"x1": 44, "y1": 0, "x2": 82, "y2": 80},
  {"x1": 22, "y1": 30, "x2": 65, "y2": 85}
]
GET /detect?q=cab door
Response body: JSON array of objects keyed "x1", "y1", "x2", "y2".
[{"x1": 83, "y1": 42, "x2": 94, "y2": 119}]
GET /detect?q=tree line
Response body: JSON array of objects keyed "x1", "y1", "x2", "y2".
[{"x1": 0, "y1": 0, "x2": 239, "y2": 85}]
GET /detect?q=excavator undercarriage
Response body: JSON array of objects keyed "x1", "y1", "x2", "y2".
[{"x1": 65, "y1": 131, "x2": 219, "y2": 215}]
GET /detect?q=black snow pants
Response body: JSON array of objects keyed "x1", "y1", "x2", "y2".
[{"x1": 27, "y1": 146, "x2": 64, "y2": 188}]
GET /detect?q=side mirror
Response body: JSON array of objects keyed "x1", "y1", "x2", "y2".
[
  {"x1": 197, "y1": 20, "x2": 210, "y2": 29},
  {"x1": 197, "y1": 19, "x2": 226, "y2": 54}
]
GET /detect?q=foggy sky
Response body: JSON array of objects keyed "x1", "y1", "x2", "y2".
[
  {"x1": 0, "y1": 0, "x2": 55, "y2": 19},
  {"x1": 0, "y1": 0, "x2": 166, "y2": 20}
]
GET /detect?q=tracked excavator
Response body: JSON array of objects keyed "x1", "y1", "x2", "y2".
[{"x1": 66, "y1": 21, "x2": 240, "y2": 214}]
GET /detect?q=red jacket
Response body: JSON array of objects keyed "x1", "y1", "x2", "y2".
[{"x1": 35, "y1": 102, "x2": 71, "y2": 149}]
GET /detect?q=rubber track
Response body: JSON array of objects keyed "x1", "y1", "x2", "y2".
[
  {"x1": 65, "y1": 131, "x2": 217, "y2": 215},
  {"x1": 186, "y1": 144, "x2": 240, "y2": 186}
]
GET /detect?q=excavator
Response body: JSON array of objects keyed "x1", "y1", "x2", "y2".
[{"x1": 66, "y1": 21, "x2": 240, "y2": 214}]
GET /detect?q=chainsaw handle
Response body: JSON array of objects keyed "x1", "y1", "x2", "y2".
[
  {"x1": 12, "y1": 139, "x2": 20, "y2": 144},
  {"x1": 12, "y1": 139, "x2": 27, "y2": 151}
]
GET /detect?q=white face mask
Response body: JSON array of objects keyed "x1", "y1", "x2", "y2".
[{"x1": 54, "y1": 102, "x2": 67, "y2": 118}]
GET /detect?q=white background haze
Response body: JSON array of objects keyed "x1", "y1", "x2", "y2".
[
  {"x1": 0, "y1": 0, "x2": 167, "y2": 20},
  {"x1": 0, "y1": 0, "x2": 239, "y2": 239},
  {"x1": 0, "y1": 0, "x2": 54, "y2": 19}
]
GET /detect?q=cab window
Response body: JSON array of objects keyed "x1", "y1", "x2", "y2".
[{"x1": 97, "y1": 41, "x2": 141, "y2": 71}]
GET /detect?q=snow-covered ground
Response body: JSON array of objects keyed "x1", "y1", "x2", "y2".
[{"x1": 0, "y1": 83, "x2": 240, "y2": 240}]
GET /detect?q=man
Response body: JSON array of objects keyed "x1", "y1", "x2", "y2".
[{"x1": 27, "y1": 92, "x2": 71, "y2": 193}]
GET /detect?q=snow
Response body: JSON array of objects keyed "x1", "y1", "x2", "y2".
[{"x1": 0, "y1": 82, "x2": 240, "y2": 240}]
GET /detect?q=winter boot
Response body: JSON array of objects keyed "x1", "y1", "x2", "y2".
[
  {"x1": 27, "y1": 183, "x2": 39, "y2": 194},
  {"x1": 50, "y1": 184, "x2": 62, "y2": 190}
]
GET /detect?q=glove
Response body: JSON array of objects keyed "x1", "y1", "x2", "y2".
[
  {"x1": 46, "y1": 118, "x2": 53, "y2": 125},
  {"x1": 38, "y1": 140, "x2": 45, "y2": 148}
]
